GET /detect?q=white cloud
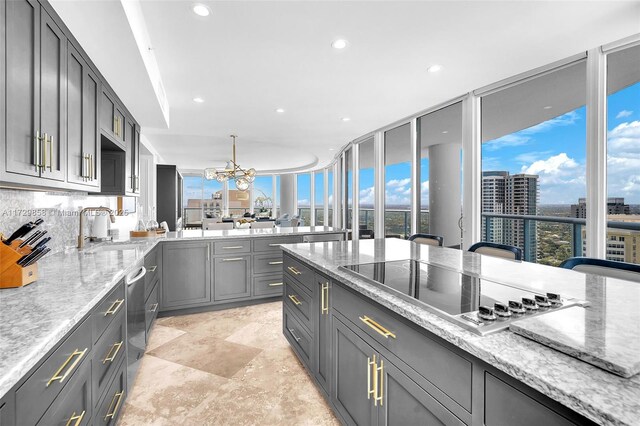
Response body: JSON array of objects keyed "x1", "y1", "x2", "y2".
[
  {"x1": 359, "y1": 186, "x2": 375, "y2": 206},
  {"x1": 522, "y1": 111, "x2": 580, "y2": 135},
  {"x1": 607, "y1": 120, "x2": 640, "y2": 202},
  {"x1": 519, "y1": 153, "x2": 586, "y2": 203},
  {"x1": 483, "y1": 134, "x2": 531, "y2": 151},
  {"x1": 521, "y1": 153, "x2": 578, "y2": 175},
  {"x1": 514, "y1": 151, "x2": 553, "y2": 164},
  {"x1": 616, "y1": 110, "x2": 633, "y2": 119},
  {"x1": 386, "y1": 178, "x2": 410, "y2": 188}
]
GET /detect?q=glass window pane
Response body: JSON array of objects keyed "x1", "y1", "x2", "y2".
[
  {"x1": 228, "y1": 188, "x2": 249, "y2": 217},
  {"x1": 297, "y1": 173, "x2": 311, "y2": 225},
  {"x1": 418, "y1": 102, "x2": 463, "y2": 246},
  {"x1": 385, "y1": 123, "x2": 412, "y2": 238},
  {"x1": 275, "y1": 175, "x2": 280, "y2": 217},
  {"x1": 481, "y1": 61, "x2": 587, "y2": 265},
  {"x1": 183, "y1": 175, "x2": 204, "y2": 228},
  {"x1": 344, "y1": 150, "x2": 353, "y2": 229},
  {"x1": 359, "y1": 138, "x2": 375, "y2": 238},
  {"x1": 253, "y1": 176, "x2": 274, "y2": 218},
  {"x1": 315, "y1": 171, "x2": 324, "y2": 225},
  {"x1": 606, "y1": 44, "x2": 640, "y2": 264},
  {"x1": 327, "y1": 169, "x2": 334, "y2": 227}
]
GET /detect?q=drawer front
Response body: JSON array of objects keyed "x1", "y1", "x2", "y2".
[
  {"x1": 144, "y1": 248, "x2": 159, "y2": 300},
  {"x1": 213, "y1": 239, "x2": 250, "y2": 255},
  {"x1": 333, "y1": 283, "x2": 473, "y2": 412},
  {"x1": 284, "y1": 277, "x2": 312, "y2": 332},
  {"x1": 94, "y1": 359, "x2": 126, "y2": 426},
  {"x1": 145, "y1": 278, "x2": 160, "y2": 335},
  {"x1": 283, "y1": 254, "x2": 314, "y2": 294},
  {"x1": 253, "y1": 236, "x2": 304, "y2": 253},
  {"x1": 93, "y1": 281, "x2": 125, "y2": 343},
  {"x1": 253, "y1": 273, "x2": 284, "y2": 297},
  {"x1": 253, "y1": 253, "x2": 284, "y2": 275},
  {"x1": 16, "y1": 317, "x2": 93, "y2": 426},
  {"x1": 37, "y1": 357, "x2": 92, "y2": 426},
  {"x1": 283, "y1": 306, "x2": 312, "y2": 368},
  {"x1": 92, "y1": 310, "x2": 126, "y2": 404}
]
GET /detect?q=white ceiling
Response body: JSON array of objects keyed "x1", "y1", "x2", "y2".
[{"x1": 50, "y1": 0, "x2": 640, "y2": 173}]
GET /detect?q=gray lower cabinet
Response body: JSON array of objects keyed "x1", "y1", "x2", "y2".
[
  {"x1": 38, "y1": 358, "x2": 92, "y2": 426},
  {"x1": 161, "y1": 241, "x2": 211, "y2": 309},
  {"x1": 94, "y1": 358, "x2": 126, "y2": 426},
  {"x1": 314, "y1": 273, "x2": 331, "y2": 395},
  {"x1": 214, "y1": 255, "x2": 251, "y2": 301},
  {"x1": 0, "y1": 393, "x2": 15, "y2": 426}
]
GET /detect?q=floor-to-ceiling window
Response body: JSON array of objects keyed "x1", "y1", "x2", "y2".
[
  {"x1": 275, "y1": 175, "x2": 280, "y2": 218},
  {"x1": 253, "y1": 175, "x2": 274, "y2": 218},
  {"x1": 359, "y1": 138, "x2": 375, "y2": 238},
  {"x1": 418, "y1": 102, "x2": 463, "y2": 246},
  {"x1": 481, "y1": 60, "x2": 587, "y2": 264},
  {"x1": 183, "y1": 174, "x2": 225, "y2": 228},
  {"x1": 344, "y1": 150, "x2": 353, "y2": 229},
  {"x1": 315, "y1": 171, "x2": 325, "y2": 225},
  {"x1": 327, "y1": 169, "x2": 334, "y2": 227},
  {"x1": 384, "y1": 123, "x2": 412, "y2": 238},
  {"x1": 606, "y1": 44, "x2": 640, "y2": 264},
  {"x1": 297, "y1": 173, "x2": 311, "y2": 225}
]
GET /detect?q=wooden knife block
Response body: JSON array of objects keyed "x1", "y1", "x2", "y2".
[{"x1": 0, "y1": 238, "x2": 39, "y2": 288}]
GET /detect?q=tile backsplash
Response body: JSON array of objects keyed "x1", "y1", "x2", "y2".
[{"x1": 0, "y1": 188, "x2": 138, "y2": 256}]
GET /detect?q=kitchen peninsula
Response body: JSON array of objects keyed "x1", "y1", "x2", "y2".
[
  {"x1": 0, "y1": 226, "x2": 343, "y2": 425},
  {"x1": 280, "y1": 238, "x2": 640, "y2": 426}
]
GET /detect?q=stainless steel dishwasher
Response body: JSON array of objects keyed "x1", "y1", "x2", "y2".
[{"x1": 126, "y1": 260, "x2": 146, "y2": 391}]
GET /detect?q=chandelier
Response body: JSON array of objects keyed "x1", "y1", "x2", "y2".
[{"x1": 205, "y1": 135, "x2": 256, "y2": 191}]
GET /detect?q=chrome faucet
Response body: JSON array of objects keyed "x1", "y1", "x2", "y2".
[{"x1": 78, "y1": 207, "x2": 115, "y2": 249}]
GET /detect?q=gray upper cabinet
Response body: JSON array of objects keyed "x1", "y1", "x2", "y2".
[
  {"x1": 214, "y1": 255, "x2": 251, "y2": 301},
  {"x1": 125, "y1": 119, "x2": 134, "y2": 193},
  {"x1": 161, "y1": 242, "x2": 212, "y2": 309},
  {"x1": 133, "y1": 125, "x2": 141, "y2": 194},
  {"x1": 66, "y1": 44, "x2": 99, "y2": 188}
]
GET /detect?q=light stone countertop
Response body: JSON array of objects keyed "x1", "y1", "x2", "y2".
[
  {"x1": 0, "y1": 226, "x2": 342, "y2": 399},
  {"x1": 280, "y1": 238, "x2": 640, "y2": 426}
]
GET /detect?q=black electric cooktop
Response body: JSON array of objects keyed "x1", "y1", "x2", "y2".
[{"x1": 340, "y1": 259, "x2": 588, "y2": 335}]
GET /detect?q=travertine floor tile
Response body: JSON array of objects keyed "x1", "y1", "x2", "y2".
[
  {"x1": 232, "y1": 347, "x2": 309, "y2": 392},
  {"x1": 118, "y1": 402, "x2": 175, "y2": 426},
  {"x1": 225, "y1": 321, "x2": 289, "y2": 350},
  {"x1": 145, "y1": 324, "x2": 186, "y2": 352},
  {"x1": 148, "y1": 332, "x2": 262, "y2": 378},
  {"x1": 155, "y1": 310, "x2": 252, "y2": 338}
]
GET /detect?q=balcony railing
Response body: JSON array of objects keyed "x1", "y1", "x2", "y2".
[{"x1": 482, "y1": 212, "x2": 640, "y2": 265}]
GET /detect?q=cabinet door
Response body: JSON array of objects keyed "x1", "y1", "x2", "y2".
[
  {"x1": 83, "y1": 66, "x2": 100, "y2": 186},
  {"x1": 66, "y1": 44, "x2": 84, "y2": 185},
  {"x1": 332, "y1": 316, "x2": 378, "y2": 426},
  {"x1": 214, "y1": 255, "x2": 251, "y2": 301},
  {"x1": 39, "y1": 9, "x2": 66, "y2": 181},
  {"x1": 379, "y1": 359, "x2": 465, "y2": 426},
  {"x1": 161, "y1": 242, "x2": 211, "y2": 309},
  {"x1": 5, "y1": 0, "x2": 40, "y2": 178},
  {"x1": 100, "y1": 90, "x2": 115, "y2": 137},
  {"x1": 314, "y1": 274, "x2": 331, "y2": 395},
  {"x1": 125, "y1": 119, "x2": 134, "y2": 193},
  {"x1": 114, "y1": 106, "x2": 125, "y2": 143},
  {"x1": 134, "y1": 126, "x2": 141, "y2": 194}
]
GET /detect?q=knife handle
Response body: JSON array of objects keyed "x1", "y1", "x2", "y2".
[{"x1": 24, "y1": 247, "x2": 50, "y2": 267}]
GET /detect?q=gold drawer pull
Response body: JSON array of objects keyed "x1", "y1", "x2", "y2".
[
  {"x1": 104, "y1": 390, "x2": 124, "y2": 420},
  {"x1": 268, "y1": 261, "x2": 283, "y2": 265},
  {"x1": 47, "y1": 348, "x2": 87, "y2": 387},
  {"x1": 268, "y1": 243, "x2": 281, "y2": 247},
  {"x1": 268, "y1": 282, "x2": 283, "y2": 287},
  {"x1": 102, "y1": 341, "x2": 123, "y2": 364},
  {"x1": 148, "y1": 265, "x2": 157, "y2": 272},
  {"x1": 287, "y1": 266, "x2": 302, "y2": 275},
  {"x1": 367, "y1": 355, "x2": 376, "y2": 401},
  {"x1": 222, "y1": 257, "x2": 243, "y2": 262},
  {"x1": 288, "y1": 294, "x2": 302, "y2": 306},
  {"x1": 288, "y1": 328, "x2": 301, "y2": 342},
  {"x1": 375, "y1": 359, "x2": 384, "y2": 406},
  {"x1": 359, "y1": 316, "x2": 396, "y2": 339},
  {"x1": 65, "y1": 410, "x2": 86, "y2": 426},
  {"x1": 222, "y1": 245, "x2": 244, "y2": 249},
  {"x1": 321, "y1": 282, "x2": 329, "y2": 314},
  {"x1": 104, "y1": 299, "x2": 124, "y2": 316}
]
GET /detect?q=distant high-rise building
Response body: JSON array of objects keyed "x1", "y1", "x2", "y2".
[
  {"x1": 580, "y1": 214, "x2": 640, "y2": 264},
  {"x1": 482, "y1": 171, "x2": 539, "y2": 261},
  {"x1": 570, "y1": 197, "x2": 631, "y2": 218}
]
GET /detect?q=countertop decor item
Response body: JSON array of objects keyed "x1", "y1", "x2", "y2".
[
  {"x1": 129, "y1": 229, "x2": 166, "y2": 238},
  {"x1": 204, "y1": 135, "x2": 256, "y2": 191},
  {"x1": 0, "y1": 229, "x2": 46, "y2": 288}
]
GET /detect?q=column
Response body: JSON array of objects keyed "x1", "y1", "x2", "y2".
[{"x1": 429, "y1": 142, "x2": 462, "y2": 247}]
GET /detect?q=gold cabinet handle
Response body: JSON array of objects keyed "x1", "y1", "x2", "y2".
[
  {"x1": 34, "y1": 130, "x2": 42, "y2": 170},
  {"x1": 104, "y1": 299, "x2": 124, "y2": 316},
  {"x1": 65, "y1": 410, "x2": 86, "y2": 426},
  {"x1": 47, "y1": 348, "x2": 87, "y2": 387},
  {"x1": 82, "y1": 154, "x2": 87, "y2": 179},
  {"x1": 375, "y1": 359, "x2": 384, "y2": 406},
  {"x1": 222, "y1": 257, "x2": 243, "y2": 262},
  {"x1": 288, "y1": 294, "x2": 302, "y2": 305},
  {"x1": 104, "y1": 390, "x2": 124, "y2": 420},
  {"x1": 41, "y1": 132, "x2": 48, "y2": 172},
  {"x1": 148, "y1": 265, "x2": 157, "y2": 272},
  {"x1": 359, "y1": 315, "x2": 396, "y2": 339},
  {"x1": 268, "y1": 261, "x2": 283, "y2": 265},
  {"x1": 288, "y1": 328, "x2": 301, "y2": 342},
  {"x1": 367, "y1": 354, "x2": 376, "y2": 401},
  {"x1": 268, "y1": 243, "x2": 281, "y2": 247},
  {"x1": 89, "y1": 154, "x2": 94, "y2": 180},
  {"x1": 102, "y1": 341, "x2": 123, "y2": 364},
  {"x1": 48, "y1": 135, "x2": 53, "y2": 171},
  {"x1": 268, "y1": 282, "x2": 283, "y2": 287},
  {"x1": 287, "y1": 266, "x2": 302, "y2": 275},
  {"x1": 222, "y1": 246, "x2": 244, "y2": 249},
  {"x1": 321, "y1": 282, "x2": 329, "y2": 314}
]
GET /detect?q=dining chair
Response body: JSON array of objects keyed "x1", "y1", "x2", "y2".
[
  {"x1": 468, "y1": 242, "x2": 523, "y2": 261},
  {"x1": 408, "y1": 233, "x2": 444, "y2": 247},
  {"x1": 559, "y1": 257, "x2": 640, "y2": 282}
]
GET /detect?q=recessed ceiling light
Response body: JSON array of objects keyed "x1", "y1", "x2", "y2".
[
  {"x1": 426, "y1": 64, "x2": 443, "y2": 73},
  {"x1": 332, "y1": 39, "x2": 348, "y2": 49},
  {"x1": 275, "y1": 108, "x2": 285, "y2": 113},
  {"x1": 329, "y1": 148, "x2": 335, "y2": 151},
  {"x1": 192, "y1": 3, "x2": 210, "y2": 17},
  {"x1": 442, "y1": 130, "x2": 449, "y2": 134},
  {"x1": 543, "y1": 105, "x2": 553, "y2": 110},
  {"x1": 341, "y1": 117, "x2": 351, "y2": 122},
  {"x1": 193, "y1": 97, "x2": 204, "y2": 103}
]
